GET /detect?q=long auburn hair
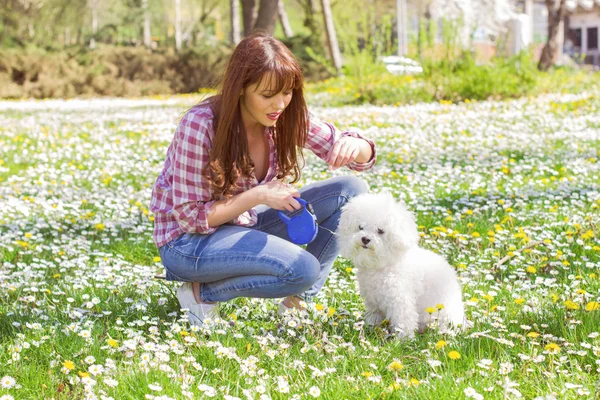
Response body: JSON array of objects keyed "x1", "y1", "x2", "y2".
[{"x1": 201, "y1": 33, "x2": 309, "y2": 199}]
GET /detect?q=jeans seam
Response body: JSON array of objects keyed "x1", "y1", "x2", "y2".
[
  {"x1": 203, "y1": 276, "x2": 298, "y2": 299},
  {"x1": 315, "y1": 229, "x2": 337, "y2": 264}
]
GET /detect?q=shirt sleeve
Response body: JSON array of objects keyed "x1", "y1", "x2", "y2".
[
  {"x1": 305, "y1": 113, "x2": 377, "y2": 171},
  {"x1": 171, "y1": 111, "x2": 218, "y2": 235}
]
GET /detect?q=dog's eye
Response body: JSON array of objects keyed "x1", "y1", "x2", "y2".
[
  {"x1": 377, "y1": 228, "x2": 385, "y2": 234},
  {"x1": 358, "y1": 225, "x2": 364, "y2": 230}
]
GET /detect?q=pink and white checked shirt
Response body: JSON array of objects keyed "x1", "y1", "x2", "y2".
[{"x1": 150, "y1": 103, "x2": 377, "y2": 248}]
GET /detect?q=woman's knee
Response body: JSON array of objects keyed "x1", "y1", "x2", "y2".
[
  {"x1": 337, "y1": 175, "x2": 369, "y2": 199},
  {"x1": 284, "y1": 251, "x2": 320, "y2": 292}
]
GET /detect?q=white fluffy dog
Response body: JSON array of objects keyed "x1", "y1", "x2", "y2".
[{"x1": 337, "y1": 192, "x2": 466, "y2": 339}]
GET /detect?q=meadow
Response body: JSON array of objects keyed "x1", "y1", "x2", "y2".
[{"x1": 0, "y1": 92, "x2": 599, "y2": 399}]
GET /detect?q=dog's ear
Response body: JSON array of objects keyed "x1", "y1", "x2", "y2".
[{"x1": 388, "y1": 200, "x2": 420, "y2": 250}]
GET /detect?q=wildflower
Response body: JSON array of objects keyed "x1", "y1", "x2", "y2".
[
  {"x1": 425, "y1": 307, "x2": 436, "y2": 314},
  {"x1": 148, "y1": 383, "x2": 162, "y2": 391},
  {"x1": 309, "y1": 386, "x2": 321, "y2": 398},
  {"x1": 526, "y1": 266, "x2": 537, "y2": 274},
  {"x1": 527, "y1": 332, "x2": 540, "y2": 338},
  {"x1": 585, "y1": 302, "x2": 600, "y2": 311},
  {"x1": 448, "y1": 350, "x2": 461, "y2": 360},
  {"x1": 0, "y1": 376, "x2": 16, "y2": 389},
  {"x1": 107, "y1": 338, "x2": 118, "y2": 348},
  {"x1": 544, "y1": 343, "x2": 561, "y2": 354},
  {"x1": 514, "y1": 298, "x2": 525, "y2": 305},
  {"x1": 387, "y1": 361, "x2": 404, "y2": 371},
  {"x1": 63, "y1": 361, "x2": 75, "y2": 370},
  {"x1": 435, "y1": 340, "x2": 447, "y2": 349},
  {"x1": 564, "y1": 300, "x2": 579, "y2": 310}
]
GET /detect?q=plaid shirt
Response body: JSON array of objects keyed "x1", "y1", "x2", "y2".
[{"x1": 150, "y1": 104, "x2": 377, "y2": 248}]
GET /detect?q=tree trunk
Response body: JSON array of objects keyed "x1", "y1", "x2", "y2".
[
  {"x1": 254, "y1": 0, "x2": 279, "y2": 35},
  {"x1": 231, "y1": 0, "x2": 241, "y2": 44},
  {"x1": 242, "y1": 0, "x2": 257, "y2": 36},
  {"x1": 321, "y1": 0, "x2": 342, "y2": 74},
  {"x1": 175, "y1": 0, "x2": 182, "y2": 51},
  {"x1": 89, "y1": 0, "x2": 98, "y2": 49},
  {"x1": 301, "y1": 0, "x2": 318, "y2": 32},
  {"x1": 538, "y1": 0, "x2": 567, "y2": 71},
  {"x1": 143, "y1": 0, "x2": 151, "y2": 48},
  {"x1": 278, "y1": 0, "x2": 293, "y2": 37},
  {"x1": 396, "y1": 0, "x2": 408, "y2": 56}
]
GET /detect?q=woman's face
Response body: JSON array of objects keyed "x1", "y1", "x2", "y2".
[{"x1": 240, "y1": 73, "x2": 293, "y2": 132}]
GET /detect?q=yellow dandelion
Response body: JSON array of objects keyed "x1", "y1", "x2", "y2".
[
  {"x1": 327, "y1": 307, "x2": 335, "y2": 317},
  {"x1": 410, "y1": 378, "x2": 420, "y2": 386},
  {"x1": 435, "y1": 340, "x2": 447, "y2": 349},
  {"x1": 315, "y1": 303, "x2": 324, "y2": 311},
  {"x1": 63, "y1": 360, "x2": 75, "y2": 370},
  {"x1": 153, "y1": 256, "x2": 161, "y2": 263},
  {"x1": 514, "y1": 298, "x2": 525, "y2": 305},
  {"x1": 448, "y1": 350, "x2": 461, "y2": 360},
  {"x1": 107, "y1": 339, "x2": 118, "y2": 348},
  {"x1": 526, "y1": 266, "x2": 537, "y2": 274},
  {"x1": 527, "y1": 332, "x2": 540, "y2": 338},
  {"x1": 95, "y1": 223, "x2": 105, "y2": 231},
  {"x1": 564, "y1": 300, "x2": 579, "y2": 310},
  {"x1": 436, "y1": 304, "x2": 444, "y2": 310},
  {"x1": 425, "y1": 307, "x2": 436, "y2": 314},
  {"x1": 585, "y1": 302, "x2": 600, "y2": 311},
  {"x1": 387, "y1": 361, "x2": 404, "y2": 371},
  {"x1": 544, "y1": 343, "x2": 560, "y2": 354}
]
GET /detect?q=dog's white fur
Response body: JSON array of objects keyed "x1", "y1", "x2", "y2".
[{"x1": 337, "y1": 192, "x2": 466, "y2": 339}]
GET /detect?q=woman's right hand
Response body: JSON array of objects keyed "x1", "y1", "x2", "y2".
[{"x1": 251, "y1": 181, "x2": 301, "y2": 212}]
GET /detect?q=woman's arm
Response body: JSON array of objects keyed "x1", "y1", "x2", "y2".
[
  {"x1": 304, "y1": 114, "x2": 376, "y2": 171},
  {"x1": 206, "y1": 181, "x2": 301, "y2": 227},
  {"x1": 206, "y1": 190, "x2": 260, "y2": 228}
]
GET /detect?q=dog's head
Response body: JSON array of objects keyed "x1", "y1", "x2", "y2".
[{"x1": 337, "y1": 192, "x2": 419, "y2": 268}]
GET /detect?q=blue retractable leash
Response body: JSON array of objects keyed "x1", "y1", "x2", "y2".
[{"x1": 277, "y1": 198, "x2": 336, "y2": 245}]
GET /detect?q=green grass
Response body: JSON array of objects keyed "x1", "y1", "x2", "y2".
[{"x1": 0, "y1": 93, "x2": 599, "y2": 399}]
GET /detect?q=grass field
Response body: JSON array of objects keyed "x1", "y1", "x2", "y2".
[{"x1": 0, "y1": 93, "x2": 599, "y2": 400}]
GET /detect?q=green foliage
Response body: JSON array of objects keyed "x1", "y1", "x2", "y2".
[
  {"x1": 422, "y1": 51, "x2": 539, "y2": 102},
  {"x1": 307, "y1": 51, "x2": 597, "y2": 107},
  {"x1": 0, "y1": 44, "x2": 232, "y2": 99}
]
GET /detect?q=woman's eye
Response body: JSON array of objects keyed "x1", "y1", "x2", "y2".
[
  {"x1": 284, "y1": 92, "x2": 292, "y2": 96},
  {"x1": 358, "y1": 225, "x2": 364, "y2": 230},
  {"x1": 377, "y1": 228, "x2": 385, "y2": 234}
]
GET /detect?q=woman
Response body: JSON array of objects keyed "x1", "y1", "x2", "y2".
[{"x1": 150, "y1": 33, "x2": 376, "y2": 326}]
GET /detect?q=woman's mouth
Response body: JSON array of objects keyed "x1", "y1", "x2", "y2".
[{"x1": 267, "y1": 112, "x2": 281, "y2": 121}]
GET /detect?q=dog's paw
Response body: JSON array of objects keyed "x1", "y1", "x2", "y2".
[
  {"x1": 391, "y1": 326, "x2": 415, "y2": 340},
  {"x1": 364, "y1": 310, "x2": 385, "y2": 326}
]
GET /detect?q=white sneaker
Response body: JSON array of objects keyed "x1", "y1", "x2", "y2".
[{"x1": 176, "y1": 282, "x2": 218, "y2": 326}]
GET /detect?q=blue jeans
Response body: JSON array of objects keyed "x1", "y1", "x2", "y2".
[{"x1": 158, "y1": 176, "x2": 368, "y2": 303}]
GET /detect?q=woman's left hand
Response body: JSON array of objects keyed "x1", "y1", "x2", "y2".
[{"x1": 327, "y1": 137, "x2": 362, "y2": 170}]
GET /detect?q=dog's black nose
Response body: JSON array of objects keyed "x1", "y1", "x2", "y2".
[{"x1": 361, "y1": 237, "x2": 371, "y2": 245}]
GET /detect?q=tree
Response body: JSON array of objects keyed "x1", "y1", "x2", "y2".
[
  {"x1": 320, "y1": 0, "x2": 341, "y2": 74},
  {"x1": 253, "y1": 0, "x2": 279, "y2": 34},
  {"x1": 538, "y1": 0, "x2": 567, "y2": 71},
  {"x1": 142, "y1": 0, "x2": 151, "y2": 48},
  {"x1": 231, "y1": 0, "x2": 241, "y2": 44},
  {"x1": 278, "y1": 0, "x2": 293, "y2": 37}
]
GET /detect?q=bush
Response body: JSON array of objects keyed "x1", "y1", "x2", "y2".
[
  {"x1": 0, "y1": 44, "x2": 233, "y2": 99},
  {"x1": 306, "y1": 50, "x2": 597, "y2": 106}
]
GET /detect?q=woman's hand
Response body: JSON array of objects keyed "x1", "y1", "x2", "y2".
[
  {"x1": 251, "y1": 181, "x2": 301, "y2": 212},
  {"x1": 327, "y1": 136, "x2": 364, "y2": 170}
]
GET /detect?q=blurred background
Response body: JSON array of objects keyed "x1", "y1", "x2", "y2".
[{"x1": 0, "y1": 0, "x2": 598, "y2": 103}]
